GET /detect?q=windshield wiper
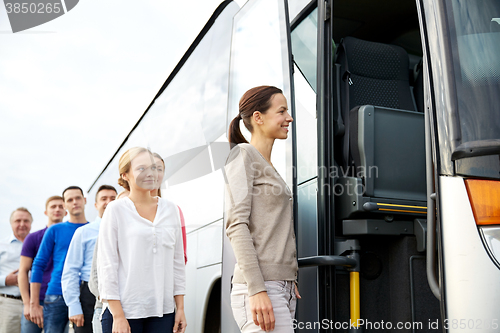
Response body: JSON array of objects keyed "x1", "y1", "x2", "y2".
[{"x1": 452, "y1": 139, "x2": 500, "y2": 160}]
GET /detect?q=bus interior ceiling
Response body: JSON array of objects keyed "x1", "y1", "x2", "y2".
[
  {"x1": 328, "y1": 0, "x2": 441, "y2": 331},
  {"x1": 334, "y1": 0, "x2": 423, "y2": 68},
  {"x1": 333, "y1": 0, "x2": 422, "y2": 53}
]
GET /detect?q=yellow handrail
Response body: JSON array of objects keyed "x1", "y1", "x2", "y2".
[{"x1": 350, "y1": 271, "x2": 360, "y2": 327}]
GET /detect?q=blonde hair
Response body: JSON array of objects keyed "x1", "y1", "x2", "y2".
[
  {"x1": 118, "y1": 147, "x2": 153, "y2": 191},
  {"x1": 45, "y1": 196, "x2": 63, "y2": 209}
]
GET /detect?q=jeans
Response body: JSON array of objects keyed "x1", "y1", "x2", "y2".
[
  {"x1": 43, "y1": 294, "x2": 68, "y2": 333},
  {"x1": 101, "y1": 308, "x2": 175, "y2": 333},
  {"x1": 21, "y1": 301, "x2": 43, "y2": 333},
  {"x1": 231, "y1": 281, "x2": 297, "y2": 333},
  {"x1": 92, "y1": 307, "x2": 102, "y2": 333}
]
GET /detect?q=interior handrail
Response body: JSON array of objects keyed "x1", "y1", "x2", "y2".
[{"x1": 425, "y1": 95, "x2": 441, "y2": 301}]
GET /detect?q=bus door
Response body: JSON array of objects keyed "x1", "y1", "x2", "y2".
[
  {"x1": 291, "y1": 1, "x2": 340, "y2": 331},
  {"x1": 419, "y1": 0, "x2": 500, "y2": 331},
  {"x1": 324, "y1": 0, "x2": 444, "y2": 331},
  {"x1": 221, "y1": 0, "x2": 296, "y2": 332}
]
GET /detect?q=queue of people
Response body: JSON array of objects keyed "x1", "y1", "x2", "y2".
[
  {"x1": 1, "y1": 183, "x2": 186, "y2": 333},
  {"x1": 1, "y1": 85, "x2": 300, "y2": 333}
]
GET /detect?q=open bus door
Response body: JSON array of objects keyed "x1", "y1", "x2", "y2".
[
  {"x1": 314, "y1": 0, "x2": 443, "y2": 331},
  {"x1": 325, "y1": 0, "x2": 500, "y2": 331}
]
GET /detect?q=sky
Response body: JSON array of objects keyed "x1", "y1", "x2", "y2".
[{"x1": 0, "y1": 0, "x2": 247, "y2": 237}]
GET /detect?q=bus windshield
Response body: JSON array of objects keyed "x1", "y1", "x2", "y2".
[{"x1": 445, "y1": 0, "x2": 500, "y2": 147}]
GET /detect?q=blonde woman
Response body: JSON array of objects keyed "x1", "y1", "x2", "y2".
[
  {"x1": 97, "y1": 147, "x2": 186, "y2": 333},
  {"x1": 225, "y1": 86, "x2": 300, "y2": 333}
]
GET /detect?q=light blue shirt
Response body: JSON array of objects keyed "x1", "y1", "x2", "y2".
[
  {"x1": 0, "y1": 234, "x2": 23, "y2": 296},
  {"x1": 61, "y1": 218, "x2": 100, "y2": 317}
]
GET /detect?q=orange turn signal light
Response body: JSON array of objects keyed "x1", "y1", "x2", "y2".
[{"x1": 465, "y1": 179, "x2": 500, "y2": 225}]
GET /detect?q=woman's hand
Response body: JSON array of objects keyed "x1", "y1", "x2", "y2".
[
  {"x1": 249, "y1": 291, "x2": 275, "y2": 332},
  {"x1": 173, "y1": 308, "x2": 187, "y2": 333},
  {"x1": 112, "y1": 315, "x2": 130, "y2": 333},
  {"x1": 108, "y1": 300, "x2": 130, "y2": 333},
  {"x1": 295, "y1": 282, "x2": 301, "y2": 299}
]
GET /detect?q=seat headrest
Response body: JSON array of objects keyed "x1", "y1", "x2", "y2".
[{"x1": 343, "y1": 37, "x2": 410, "y2": 82}]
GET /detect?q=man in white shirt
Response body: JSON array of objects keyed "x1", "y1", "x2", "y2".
[{"x1": 0, "y1": 207, "x2": 33, "y2": 333}]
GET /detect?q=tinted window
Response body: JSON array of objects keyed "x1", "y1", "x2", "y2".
[
  {"x1": 291, "y1": 8, "x2": 318, "y2": 91},
  {"x1": 446, "y1": 0, "x2": 500, "y2": 143}
]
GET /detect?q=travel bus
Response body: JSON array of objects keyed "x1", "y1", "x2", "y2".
[{"x1": 86, "y1": 0, "x2": 500, "y2": 332}]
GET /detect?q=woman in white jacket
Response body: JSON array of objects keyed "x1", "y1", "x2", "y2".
[{"x1": 97, "y1": 147, "x2": 186, "y2": 333}]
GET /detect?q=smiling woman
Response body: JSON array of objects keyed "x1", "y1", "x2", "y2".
[
  {"x1": 225, "y1": 86, "x2": 299, "y2": 333},
  {"x1": 116, "y1": 147, "x2": 159, "y2": 192},
  {"x1": 97, "y1": 146, "x2": 186, "y2": 333}
]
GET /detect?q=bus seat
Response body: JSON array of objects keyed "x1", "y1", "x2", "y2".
[
  {"x1": 336, "y1": 37, "x2": 415, "y2": 115},
  {"x1": 334, "y1": 37, "x2": 427, "y2": 232},
  {"x1": 335, "y1": 37, "x2": 417, "y2": 170},
  {"x1": 349, "y1": 105, "x2": 426, "y2": 201}
]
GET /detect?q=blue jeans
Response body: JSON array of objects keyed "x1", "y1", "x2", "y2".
[
  {"x1": 21, "y1": 301, "x2": 43, "y2": 333},
  {"x1": 43, "y1": 294, "x2": 68, "y2": 333},
  {"x1": 101, "y1": 308, "x2": 175, "y2": 333}
]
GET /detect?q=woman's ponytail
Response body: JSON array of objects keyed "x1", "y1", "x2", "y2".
[
  {"x1": 228, "y1": 114, "x2": 248, "y2": 144},
  {"x1": 117, "y1": 177, "x2": 130, "y2": 191}
]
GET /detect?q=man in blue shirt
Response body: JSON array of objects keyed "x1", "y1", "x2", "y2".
[
  {"x1": 62, "y1": 185, "x2": 116, "y2": 333},
  {"x1": 30, "y1": 186, "x2": 89, "y2": 333}
]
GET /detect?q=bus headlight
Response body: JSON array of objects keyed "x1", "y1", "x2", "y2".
[{"x1": 480, "y1": 227, "x2": 500, "y2": 267}]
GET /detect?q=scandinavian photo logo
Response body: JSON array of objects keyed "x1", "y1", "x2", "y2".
[{"x1": 3, "y1": 0, "x2": 79, "y2": 33}]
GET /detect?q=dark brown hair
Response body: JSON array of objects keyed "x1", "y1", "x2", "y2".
[
  {"x1": 62, "y1": 186, "x2": 84, "y2": 202},
  {"x1": 228, "y1": 85, "x2": 283, "y2": 144},
  {"x1": 95, "y1": 185, "x2": 117, "y2": 201}
]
